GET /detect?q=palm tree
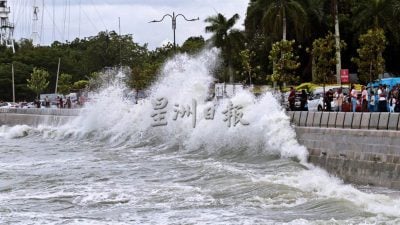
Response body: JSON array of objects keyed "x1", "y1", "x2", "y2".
[
  {"x1": 205, "y1": 13, "x2": 240, "y2": 49},
  {"x1": 333, "y1": 0, "x2": 342, "y2": 84},
  {"x1": 352, "y1": 0, "x2": 400, "y2": 39},
  {"x1": 205, "y1": 13, "x2": 242, "y2": 83},
  {"x1": 246, "y1": 0, "x2": 308, "y2": 41}
]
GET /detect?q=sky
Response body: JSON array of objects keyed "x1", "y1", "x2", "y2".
[{"x1": 8, "y1": 0, "x2": 249, "y2": 49}]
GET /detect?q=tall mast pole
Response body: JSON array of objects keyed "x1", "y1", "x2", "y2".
[
  {"x1": 78, "y1": 0, "x2": 81, "y2": 38},
  {"x1": 0, "y1": 0, "x2": 15, "y2": 52},
  {"x1": 32, "y1": 0, "x2": 39, "y2": 46},
  {"x1": 40, "y1": 0, "x2": 45, "y2": 45},
  {"x1": 119, "y1": 17, "x2": 122, "y2": 68},
  {"x1": 52, "y1": 0, "x2": 55, "y2": 42},
  {"x1": 1, "y1": 0, "x2": 16, "y2": 101}
]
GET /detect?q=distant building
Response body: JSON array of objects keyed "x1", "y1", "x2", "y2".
[{"x1": 214, "y1": 83, "x2": 243, "y2": 99}]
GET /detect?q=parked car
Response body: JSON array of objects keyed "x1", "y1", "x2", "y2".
[
  {"x1": 21, "y1": 102, "x2": 37, "y2": 109},
  {"x1": 308, "y1": 86, "x2": 350, "y2": 111},
  {"x1": 307, "y1": 92, "x2": 324, "y2": 111},
  {"x1": 284, "y1": 91, "x2": 308, "y2": 111},
  {"x1": 0, "y1": 102, "x2": 18, "y2": 109}
]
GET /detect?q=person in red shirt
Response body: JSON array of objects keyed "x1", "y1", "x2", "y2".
[{"x1": 288, "y1": 87, "x2": 296, "y2": 111}]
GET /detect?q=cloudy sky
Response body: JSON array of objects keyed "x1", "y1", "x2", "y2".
[{"x1": 9, "y1": 0, "x2": 249, "y2": 49}]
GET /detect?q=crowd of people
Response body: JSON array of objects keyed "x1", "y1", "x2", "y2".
[
  {"x1": 1, "y1": 94, "x2": 87, "y2": 109},
  {"x1": 346, "y1": 84, "x2": 400, "y2": 113},
  {"x1": 288, "y1": 83, "x2": 400, "y2": 113},
  {"x1": 33, "y1": 95, "x2": 86, "y2": 109}
]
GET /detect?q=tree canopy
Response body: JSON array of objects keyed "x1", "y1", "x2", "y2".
[{"x1": 27, "y1": 68, "x2": 49, "y2": 98}]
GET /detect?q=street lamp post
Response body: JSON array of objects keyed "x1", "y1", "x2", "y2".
[{"x1": 149, "y1": 12, "x2": 199, "y2": 51}]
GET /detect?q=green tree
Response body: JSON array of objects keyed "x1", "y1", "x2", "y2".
[
  {"x1": 130, "y1": 62, "x2": 160, "y2": 92},
  {"x1": 352, "y1": 28, "x2": 386, "y2": 84},
  {"x1": 239, "y1": 48, "x2": 256, "y2": 85},
  {"x1": 72, "y1": 80, "x2": 89, "y2": 90},
  {"x1": 180, "y1": 36, "x2": 206, "y2": 54},
  {"x1": 27, "y1": 68, "x2": 49, "y2": 98},
  {"x1": 311, "y1": 32, "x2": 345, "y2": 83},
  {"x1": 268, "y1": 40, "x2": 300, "y2": 90},
  {"x1": 57, "y1": 73, "x2": 73, "y2": 95}
]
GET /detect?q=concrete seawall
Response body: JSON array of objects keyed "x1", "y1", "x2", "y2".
[
  {"x1": 289, "y1": 111, "x2": 400, "y2": 189},
  {"x1": 0, "y1": 108, "x2": 78, "y2": 127}
]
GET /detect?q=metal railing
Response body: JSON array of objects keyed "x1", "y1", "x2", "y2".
[
  {"x1": 0, "y1": 7, "x2": 10, "y2": 13},
  {"x1": 0, "y1": 21, "x2": 14, "y2": 28}
]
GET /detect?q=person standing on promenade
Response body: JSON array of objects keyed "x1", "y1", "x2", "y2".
[
  {"x1": 325, "y1": 89, "x2": 334, "y2": 111},
  {"x1": 395, "y1": 85, "x2": 400, "y2": 112},
  {"x1": 45, "y1": 96, "x2": 50, "y2": 108},
  {"x1": 56, "y1": 96, "x2": 60, "y2": 108},
  {"x1": 78, "y1": 95, "x2": 85, "y2": 107},
  {"x1": 66, "y1": 97, "x2": 72, "y2": 109},
  {"x1": 288, "y1": 87, "x2": 296, "y2": 111},
  {"x1": 389, "y1": 89, "x2": 396, "y2": 113},
  {"x1": 350, "y1": 84, "x2": 358, "y2": 112},
  {"x1": 369, "y1": 90, "x2": 376, "y2": 112},
  {"x1": 361, "y1": 86, "x2": 368, "y2": 112},
  {"x1": 300, "y1": 89, "x2": 308, "y2": 111},
  {"x1": 59, "y1": 96, "x2": 64, "y2": 109},
  {"x1": 335, "y1": 88, "x2": 344, "y2": 112},
  {"x1": 378, "y1": 85, "x2": 388, "y2": 112},
  {"x1": 35, "y1": 99, "x2": 41, "y2": 108}
]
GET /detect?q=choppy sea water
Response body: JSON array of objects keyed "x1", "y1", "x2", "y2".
[{"x1": 1, "y1": 49, "x2": 400, "y2": 224}]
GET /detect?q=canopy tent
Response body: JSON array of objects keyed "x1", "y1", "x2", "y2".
[{"x1": 367, "y1": 78, "x2": 400, "y2": 89}]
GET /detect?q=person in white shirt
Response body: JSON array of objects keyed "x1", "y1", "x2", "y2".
[
  {"x1": 350, "y1": 84, "x2": 358, "y2": 112},
  {"x1": 369, "y1": 90, "x2": 376, "y2": 112},
  {"x1": 335, "y1": 88, "x2": 344, "y2": 112},
  {"x1": 377, "y1": 85, "x2": 388, "y2": 112},
  {"x1": 389, "y1": 89, "x2": 396, "y2": 113}
]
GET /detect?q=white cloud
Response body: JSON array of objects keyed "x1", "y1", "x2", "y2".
[
  {"x1": 160, "y1": 38, "x2": 173, "y2": 47},
  {"x1": 8, "y1": 0, "x2": 249, "y2": 49}
]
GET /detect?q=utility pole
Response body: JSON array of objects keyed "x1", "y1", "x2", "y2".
[
  {"x1": 11, "y1": 63, "x2": 15, "y2": 102},
  {"x1": 149, "y1": 12, "x2": 199, "y2": 52},
  {"x1": 55, "y1": 58, "x2": 61, "y2": 94}
]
